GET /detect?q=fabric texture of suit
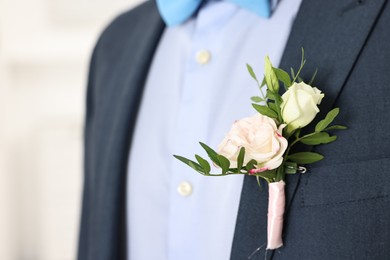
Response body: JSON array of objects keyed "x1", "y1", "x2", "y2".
[{"x1": 78, "y1": 1, "x2": 390, "y2": 259}]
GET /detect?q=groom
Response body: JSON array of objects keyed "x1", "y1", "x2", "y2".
[{"x1": 78, "y1": 0, "x2": 390, "y2": 259}]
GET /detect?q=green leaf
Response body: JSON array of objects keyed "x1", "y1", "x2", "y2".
[
  {"x1": 217, "y1": 155, "x2": 230, "y2": 174},
  {"x1": 275, "y1": 165, "x2": 285, "y2": 181},
  {"x1": 268, "y1": 102, "x2": 278, "y2": 113},
  {"x1": 266, "y1": 90, "x2": 283, "y2": 103},
  {"x1": 195, "y1": 154, "x2": 211, "y2": 174},
  {"x1": 315, "y1": 108, "x2": 340, "y2": 132},
  {"x1": 245, "y1": 159, "x2": 257, "y2": 171},
  {"x1": 309, "y1": 68, "x2": 318, "y2": 85},
  {"x1": 273, "y1": 67, "x2": 292, "y2": 88},
  {"x1": 252, "y1": 103, "x2": 278, "y2": 118},
  {"x1": 292, "y1": 48, "x2": 307, "y2": 83},
  {"x1": 264, "y1": 56, "x2": 279, "y2": 93},
  {"x1": 323, "y1": 125, "x2": 348, "y2": 131},
  {"x1": 246, "y1": 63, "x2": 258, "y2": 81},
  {"x1": 251, "y1": 96, "x2": 264, "y2": 103},
  {"x1": 199, "y1": 142, "x2": 220, "y2": 167},
  {"x1": 268, "y1": 91, "x2": 283, "y2": 123},
  {"x1": 300, "y1": 132, "x2": 338, "y2": 145},
  {"x1": 287, "y1": 152, "x2": 324, "y2": 164},
  {"x1": 173, "y1": 155, "x2": 204, "y2": 173},
  {"x1": 260, "y1": 77, "x2": 266, "y2": 87},
  {"x1": 294, "y1": 128, "x2": 301, "y2": 138},
  {"x1": 285, "y1": 162, "x2": 298, "y2": 174},
  {"x1": 290, "y1": 67, "x2": 296, "y2": 80},
  {"x1": 237, "y1": 147, "x2": 245, "y2": 170},
  {"x1": 253, "y1": 169, "x2": 277, "y2": 179}
]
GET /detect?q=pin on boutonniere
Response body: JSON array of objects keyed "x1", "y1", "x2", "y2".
[{"x1": 173, "y1": 49, "x2": 347, "y2": 251}]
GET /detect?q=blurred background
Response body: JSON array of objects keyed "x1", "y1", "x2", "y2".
[{"x1": 0, "y1": 0, "x2": 143, "y2": 259}]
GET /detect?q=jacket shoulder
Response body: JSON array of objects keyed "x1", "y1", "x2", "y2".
[{"x1": 96, "y1": 1, "x2": 162, "y2": 53}]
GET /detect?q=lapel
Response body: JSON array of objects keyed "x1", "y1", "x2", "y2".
[
  {"x1": 89, "y1": 2, "x2": 165, "y2": 259},
  {"x1": 230, "y1": 0, "x2": 386, "y2": 259}
]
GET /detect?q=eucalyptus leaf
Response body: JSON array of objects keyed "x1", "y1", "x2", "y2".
[
  {"x1": 252, "y1": 104, "x2": 278, "y2": 118},
  {"x1": 237, "y1": 147, "x2": 245, "y2": 170},
  {"x1": 315, "y1": 108, "x2": 340, "y2": 132},
  {"x1": 287, "y1": 152, "x2": 324, "y2": 164},
  {"x1": 273, "y1": 67, "x2": 292, "y2": 88},
  {"x1": 173, "y1": 155, "x2": 204, "y2": 174},
  {"x1": 195, "y1": 154, "x2": 211, "y2": 174},
  {"x1": 217, "y1": 155, "x2": 231, "y2": 174},
  {"x1": 199, "y1": 142, "x2": 220, "y2": 167},
  {"x1": 300, "y1": 132, "x2": 337, "y2": 145}
]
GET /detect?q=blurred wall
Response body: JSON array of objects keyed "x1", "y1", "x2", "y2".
[{"x1": 0, "y1": 0, "x2": 144, "y2": 259}]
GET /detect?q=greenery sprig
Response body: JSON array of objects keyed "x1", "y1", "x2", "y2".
[{"x1": 174, "y1": 49, "x2": 347, "y2": 184}]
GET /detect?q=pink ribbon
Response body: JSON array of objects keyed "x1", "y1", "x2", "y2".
[{"x1": 267, "y1": 180, "x2": 286, "y2": 250}]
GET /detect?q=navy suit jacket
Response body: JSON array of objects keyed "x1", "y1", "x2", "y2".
[{"x1": 78, "y1": 1, "x2": 390, "y2": 259}]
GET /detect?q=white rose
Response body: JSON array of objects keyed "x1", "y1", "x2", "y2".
[
  {"x1": 217, "y1": 114, "x2": 288, "y2": 172},
  {"x1": 281, "y1": 82, "x2": 324, "y2": 133}
]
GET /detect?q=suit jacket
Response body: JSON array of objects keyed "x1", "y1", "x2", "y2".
[{"x1": 78, "y1": 1, "x2": 390, "y2": 259}]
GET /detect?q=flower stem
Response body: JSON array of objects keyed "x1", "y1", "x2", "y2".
[
  {"x1": 282, "y1": 131, "x2": 318, "y2": 171},
  {"x1": 256, "y1": 81, "x2": 268, "y2": 107}
]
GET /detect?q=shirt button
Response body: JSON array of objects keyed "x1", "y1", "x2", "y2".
[
  {"x1": 177, "y1": 181, "x2": 193, "y2": 197},
  {"x1": 196, "y1": 50, "x2": 211, "y2": 64}
]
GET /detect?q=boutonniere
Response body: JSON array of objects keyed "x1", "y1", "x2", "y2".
[{"x1": 174, "y1": 49, "x2": 347, "y2": 251}]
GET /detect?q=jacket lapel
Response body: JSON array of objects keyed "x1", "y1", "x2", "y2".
[
  {"x1": 231, "y1": 0, "x2": 386, "y2": 259},
  {"x1": 85, "y1": 2, "x2": 165, "y2": 259}
]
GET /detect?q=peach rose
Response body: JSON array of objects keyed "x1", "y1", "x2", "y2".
[{"x1": 217, "y1": 114, "x2": 288, "y2": 172}]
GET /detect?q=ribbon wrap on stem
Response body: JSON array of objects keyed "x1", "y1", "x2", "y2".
[{"x1": 267, "y1": 180, "x2": 286, "y2": 250}]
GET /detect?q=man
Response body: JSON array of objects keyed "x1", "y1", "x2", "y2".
[{"x1": 78, "y1": 0, "x2": 390, "y2": 259}]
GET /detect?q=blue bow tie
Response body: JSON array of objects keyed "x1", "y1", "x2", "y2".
[{"x1": 157, "y1": 0, "x2": 271, "y2": 26}]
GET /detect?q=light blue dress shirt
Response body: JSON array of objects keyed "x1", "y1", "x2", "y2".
[{"x1": 127, "y1": 1, "x2": 302, "y2": 259}]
